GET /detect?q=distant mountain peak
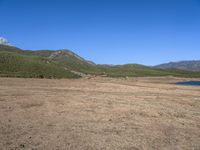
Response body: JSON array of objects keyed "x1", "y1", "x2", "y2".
[
  {"x1": 0, "y1": 37, "x2": 12, "y2": 46},
  {"x1": 155, "y1": 60, "x2": 200, "y2": 72}
]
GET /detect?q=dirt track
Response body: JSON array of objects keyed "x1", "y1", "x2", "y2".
[{"x1": 0, "y1": 77, "x2": 200, "y2": 150}]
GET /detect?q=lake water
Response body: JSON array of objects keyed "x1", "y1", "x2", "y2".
[{"x1": 176, "y1": 81, "x2": 200, "y2": 86}]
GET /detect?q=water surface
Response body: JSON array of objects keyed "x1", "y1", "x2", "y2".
[{"x1": 176, "y1": 81, "x2": 200, "y2": 86}]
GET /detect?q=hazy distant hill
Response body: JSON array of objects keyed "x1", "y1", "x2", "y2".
[
  {"x1": 1, "y1": 44, "x2": 200, "y2": 78},
  {"x1": 155, "y1": 61, "x2": 200, "y2": 72},
  {"x1": 0, "y1": 37, "x2": 11, "y2": 46}
]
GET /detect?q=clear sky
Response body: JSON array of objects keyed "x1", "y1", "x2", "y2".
[{"x1": 0, "y1": 0, "x2": 200, "y2": 65}]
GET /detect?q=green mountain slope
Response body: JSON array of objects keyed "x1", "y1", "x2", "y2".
[
  {"x1": 95, "y1": 64, "x2": 200, "y2": 78},
  {"x1": 1, "y1": 45, "x2": 200, "y2": 78},
  {"x1": 0, "y1": 45, "x2": 80, "y2": 78}
]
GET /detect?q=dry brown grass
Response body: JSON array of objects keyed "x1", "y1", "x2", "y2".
[{"x1": 0, "y1": 77, "x2": 200, "y2": 150}]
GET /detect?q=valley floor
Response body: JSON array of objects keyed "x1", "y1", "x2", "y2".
[{"x1": 0, "y1": 77, "x2": 200, "y2": 150}]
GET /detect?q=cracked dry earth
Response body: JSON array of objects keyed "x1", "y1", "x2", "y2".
[{"x1": 0, "y1": 77, "x2": 200, "y2": 150}]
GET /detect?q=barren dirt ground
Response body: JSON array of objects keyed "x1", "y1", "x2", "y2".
[{"x1": 0, "y1": 77, "x2": 200, "y2": 150}]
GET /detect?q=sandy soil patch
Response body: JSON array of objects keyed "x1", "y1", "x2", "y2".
[{"x1": 0, "y1": 77, "x2": 200, "y2": 150}]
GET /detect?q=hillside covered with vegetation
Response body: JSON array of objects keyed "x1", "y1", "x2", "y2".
[{"x1": 0, "y1": 45, "x2": 200, "y2": 78}]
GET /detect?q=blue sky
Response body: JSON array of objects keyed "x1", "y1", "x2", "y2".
[{"x1": 0, "y1": 0, "x2": 200, "y2": 65}]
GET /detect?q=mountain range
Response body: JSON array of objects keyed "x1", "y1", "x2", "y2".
[
  {"x1": 0, "y1": 37, "x2": 200, "y2": 78},
  {"x1": 155, "y1": 61, "x2": 200, "y2": 72},
  {"x1": 0, "y1": 43, "x2": 200, "y2": 78}
]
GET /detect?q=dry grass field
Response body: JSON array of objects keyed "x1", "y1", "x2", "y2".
[{"x1": 0, "y1": 77, "x2": 200, "y2": 150}]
